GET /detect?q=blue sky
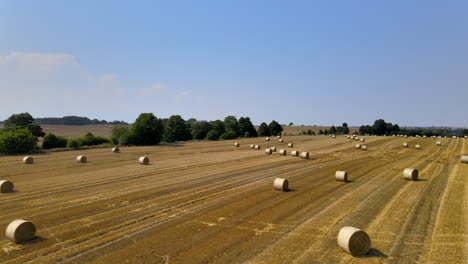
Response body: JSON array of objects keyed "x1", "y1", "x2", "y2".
[{"x1": 1, "y1": 0, "x2": 467, "y2": 127}]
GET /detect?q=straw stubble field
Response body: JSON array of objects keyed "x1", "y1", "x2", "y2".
[{"x1": 0, "y1": 135, "x2": 466, "y2": 263}]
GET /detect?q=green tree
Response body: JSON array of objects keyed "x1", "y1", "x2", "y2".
[
  {"x1": 42, "y1": 133, "x2": 67, "y2": 149},
  {"x1": 110, "y1": 126, "x2": 132, "y2": 145},
  {"x1": 163, "y1": 115, "x2": 192, "y2": 142},
  {"x1": 373, "y1": 119, "x2": 387, "y2": 135},
  {"x1": 343, "y1": 126, "x2": 350, "y2": 134},
  {"x1": 258, "y1": 122, "x2": 271, "y2": 137},
  {"x1": 3, "y1": 112, "x2": 45, "y2": 139},
  {"x1": 330, "y1": 126, "x2": 337, "y2": 134},
  {"x1": 211, "y1": 120, "x2": 225, "y2": 136},
  {"x1": 224, "y1": 116, "x2": 240, "y2": 137},
  {"x1": 220, "y1": 130, "x2": 237, "y2": 140},
  {"x1": 130, "y1": 113, "x2": 164, "y2": 145},
  {"x1": 0, "y1": 128, "x2": 37, "y2": 154},
  {"x1": 307, "y1": 129, "x2": 312, "y2": 135},
  {"x1": 191, "y1": 121, "x2": 212, "y2": 140},
  {"x1": 67, "y1": 138, "x2": 82, "y2": 149},
  {"x1": 318, "y1": 130, "x2": 324, "y2": 135},
  {"x1": 268, "y1": 120, "x2": 283, "y2": 136},
  {"x1": 206, "y1": 129, "x2": 219, "y2": 140},
  {"x1": 239, "y1": 117, "x2": 257, "y2": 138}
]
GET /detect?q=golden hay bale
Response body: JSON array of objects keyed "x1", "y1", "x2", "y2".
[
  {"x1": 112, "y1": 147, "x2": 120, "y2": 153},
  {"x1": 279, "y1": 139, "x2": 284, "y2": 143},
  {"x1": 0, "y1": 180, "x2": 14, "y2": 193},
  {"x1": 415, "y1": 145, "x2": 421, "y2": 149},
  {"x1": 138, "y1": 156, "x2": 149, "y2": 165},
  {"x1": 265, "y1": 137, "x2": 270, "y2": 141},
  {"x1": 355, "y1": 144, "x2": 361, "y2": 149},
  {"x1": 277, "y1": 135, "x2": 281, "y2": 139},
  {"x1": 279, "y1": 149, "x2": 287, "y2": 156},
  {"x1": 234, "y1": 142, "x2": 240, "y2": 147},
  {"x1": 403, "y1": 168, "x2": 418, "y2": 181},
  {"x1": 332, "y1": 135, "x2": 336, "y2": 138},
  {"x1": 337, "y1": 226, "x2": 371, "y2": 257},
  {"x1": 250, "y1": 144, "x2": 254, "y2": 149},
  {"x1": 461, "y1": 155, "x2": 468, "y2": 164},
  {"x1": 22, "y1": 156, "x2": 34, "y2": 164},
  {"x1": 255, "y1": 145, "x2": 261, "y2": 150},
  {"x1": 76, "y1": 155, "x2": 87, "y2": 163},
  {"x1": 270, "y1": 146, "x2": 277, "y2": 152},
  {"x1": 361, "y1": 145, "x2": 367, "y2": 151},
  {"x1": 274, "y1": 178, "x2": 288, "y2": 191},
  {"x1": 436, "y1": 141, "x2": 442, "y2": 146},
  {"x1": 265, "y1": 149, "x2": 272, "y2": 155},
  {"x1": 359, "y1": 138, "x2": 365, "y2": 142},
  {"x1": 335, "y1": 171, "x2": 348, "y2": 182},
  {"x1": 402, "y1": 143, "x2": 408, "y2": 147},
  {"x1": 300, "y1": 152, "x2": 309, "y2": 159},
  {"x1": 288, "y1": 143, "x2": 293, "y2": 148},
  {"x1": 5, "y1": 219, "x2": 36, "y2": 243},
  {"x1": 291, "y1": 150, "x2": 299, "y2": 157}
]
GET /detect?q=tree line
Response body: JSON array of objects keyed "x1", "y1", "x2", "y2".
[
  {"x1": 0, "y1": 112, "x2": 284, "y2": 154},
  {"x1": 24, "y1": 116, "x2": 128, "y2": 125}
]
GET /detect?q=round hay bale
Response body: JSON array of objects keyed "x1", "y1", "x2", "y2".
[
  {"x1": 332, "y1": 135, "x2": 336, "y2": 138},
  {"x1": 273, "y1": 178, "x2": 288, "y2": 191},
  {"x1": 278, "y1": 139, "x2": 284, "y2": 143},
  {"x1": 291, "y1": 150, "x2": 299, "y2": 157},
  {"x1": 250, "y1": 144, "x2": 254, "y2": 149},
  {"x1": 0, "y1": 180, "x2": 14, "y2": 193},
  {"x1": 300, "y1": 152, "x2": 309, "y2": 159},
  {"x1": 361, "y1": 145, "x2": 367, "y2": 151},
  {"x1": 234, "y1": 142, "x2": 240, "y2": 147},
  {"x1": 255, "y1": 145, "x2": 261, "y2": 150},
  {"x1": 265, "y1": 137, "x2": 270, "y2": 141},
  {"x1": 5, "y1": 219, "x2": 36, "y2": 243},
  {"x1": 112, "y1": 147, "x2": 120, "y2": 153},
  {"x1": 359, "y1": 138, "x2": 365, "y2": 142},
  {"x1": 279, "y1": 149, "x2": 287, "y2": 156},
  {"x1": 287, "y1": 143, "x2": 293, "y2": 148},
  {"x1": 436, "y1": 141, "x2": 442, "y2": 146},
  {"x1": 265, "y1": 149, "x2": 272, "y2": 155},
  {"x1": 76, "y1": 155, "x2": 87, "y2": 163},
  {"x1": 277, "y1": 135, "x2": 281, "y2": 139},
  {"x1": 415, "y1": 145, "x2": 421, "y2": 149},
  {"x1": 402, "y1": 143, "x2": 408, "y2": 147},
  {"x1": 138, "y1": 156, "x2": 149, "y2": 165},
  {"x1": 335, "y1": 171, "x2": 348, "y2": 182},
  {"x1": 270, "y1": 146, "x2": 277, "y2": 152},
  {"x1": 22, "y1": 156, "x2": 34, "y2": 164},
  {"x1": 461, "y1": 155, "x2": 468, "y2": 164},
  {"x1": 404, "y1": 135, "x2": 408, "y2": 138},
  {"x1": 337, "y1": 226, "x2": 371, "y2": 257},
  {"x1": 355, "y1": 144, "x2": 361, "y2": 149},
  {"x1": 452, "y1": 136, "x2": 457, "y2": 139},
  {"x1": 464, "y1": 136, "x2": 467, "y2": 139},
  {"x1": 403, "y1": 168, "x2": 418, "y2": 181}
]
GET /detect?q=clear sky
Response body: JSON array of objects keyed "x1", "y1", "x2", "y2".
[{"x1": 1, "y1": 0, "x2": 467, "y2": 127}]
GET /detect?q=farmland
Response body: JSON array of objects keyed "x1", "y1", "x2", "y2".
[{"x1": 0, "y1": 135, "x2": 466, "y2": 263}]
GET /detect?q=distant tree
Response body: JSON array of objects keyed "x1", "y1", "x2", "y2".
[
  {"x1": 318, "y1": 130, "x2": 324, "y2": 135},
  {"x1": 372, "y1": 119, "x2": 387, "y2": 135},
  {"x1": 268, "y1": 120, "x2": 283, "y2": 136},
  {"x1": 337, "y1": 126, "x2": 344, "y2": 134},
  {"x1": 163, "y1": 115, "x2": 192, "y2": 142},
  {"x1": 224, "y1": 116, "x2": 240, "y2": 137},
  {"x1": 130, "y1": 113, "x2": 164, "y2": 145},
  {"x1": 220, "y1": 130, "x2": 237, "y2": 140},
  {"x1": 111, "y1": 126, "x2": 132, "y2": 145},
  {"x1": 258, "y1": 122, "x2": 271, "y2": 137},
  {"x1": 206, "y1": 129, "x2": 219, "y2": 140},
  {"x1": 330, "y1": 126, "x2": 337, "y2": 134},
  {"x1": 289, "y1": 122, "x2": 294, "y2": 126},
  {"x1": 191, "y1": 121, "x2": 212, "y2": 140},
  {"x1": 238, "y1": 117, "x2": 257, "y2": 137},
  {"x1": 42, "y1": 133, "x2": 67, "y2": 149},
  {"x1": 67, "y1": 138, "x2": 82, "y2": 149},
  {"x1": 0, "y1": 128, "x2": 37, "y2": 154},
  {"x1": 324, "y1": 129, "x2": 329, "y2": 135},
  {"x1": 307, "y1": 129, "x2": 312, "y2": 135},
  {"x1": 186, "y1": 118, "x2": 198, "y2": 125},
  {"x1": 343, "y1": 126, "x2": 350, "y2": 134},
  {"x1": 342, "y1": 122, "x2": 348, "y2": 128},
  {"x1": 211, "y1": 120, "x2": 225, "y2": 136},
  {"x1": 4, "y1": 112, "x2": 45, "y2": 139}
]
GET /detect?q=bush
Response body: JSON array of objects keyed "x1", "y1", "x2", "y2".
[
  {"x1": 80, "y1": 132, "x2": 109, "y2": 146},
  {"x1": 67, "y1": 139, "x2": 82, "y2": 149},
  {"x1": 206, "y1": 130, "x2": 219, "y2": 140},
  {"x1": 220, "y1": 130, "x2": 237, "y2": 140},
  {"x1": 111, "y1": 126, "x2": 132, "y2": 145},
  {"x1": 42, "y1": 133, "x2": 67, "y2": 149},
  {"x1": 0, "y1": 128, "x2": 37, "y2": 154}
]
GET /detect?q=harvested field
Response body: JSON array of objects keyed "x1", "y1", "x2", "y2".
[{"x1": 0, "y1": 135, "x2": 466, "y2": 263}]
